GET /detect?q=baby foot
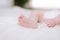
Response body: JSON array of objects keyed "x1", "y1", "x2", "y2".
[
  {"x1": 18, "y1": 14, "x2": 37, "y2": 29},
  {"x1": 43, "y1": 18, "x2": 56, "y2": 27}
]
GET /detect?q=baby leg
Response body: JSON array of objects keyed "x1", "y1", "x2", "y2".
[
  {"x1": 29, "y1": 10, "x2": 39, "y2": 23},
  {"x1": 31, "y1": 10, "x2": 43, "y2": 23}
]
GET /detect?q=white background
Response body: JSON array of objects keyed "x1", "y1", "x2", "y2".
[{"x1": 30, "y1": 0, "x2": 60, "y2": 9}]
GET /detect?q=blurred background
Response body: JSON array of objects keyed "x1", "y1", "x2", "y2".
[{"x1": 14, "y1": 0, "x2": 31, "y2": 9}]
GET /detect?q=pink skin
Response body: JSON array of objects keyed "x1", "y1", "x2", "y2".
[
  {"x1": 18, "y1": 14, "x2": 37, "y2": 29},
  {"x1": 29, "y1": 10, "x2": 43, "y2": 23},
  {"x1": 54, "y1": 14, "x2": 60, "y2": 25},
  {"x1": 43, "y1": 18, "x2": 56, "y2": 27},
  {"x1": 18, "y1": 10, "x2": 43, "y2": 29},
  {"x1": 44, "y1": 14, "x2": 60, "y2": 27},
  {"x1": 38, "y1": 12, "x2": 43, "y2": 23},
  {"x1": 18, "y1": 10, "x2": 60, "y2": 28},
  {"x1": 18, "y1": 10, "x2": 40, "y2": 29}
]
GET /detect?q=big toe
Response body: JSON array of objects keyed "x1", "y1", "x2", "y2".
[
  {"x1": 18, "y1": 14, "x2": 27, "y2": 21},
  {"x1": 18, "y1": 16, "x2": 24, "y2": 22}
]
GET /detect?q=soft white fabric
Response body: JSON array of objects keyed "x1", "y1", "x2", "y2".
[
  {"x1": 44, "y1": 10, "x2": 60, "y2": 19},
  {"x1": 30, "y1": 0, "x2": 60, "y2": 9},
  {"x1": 0, "y1": 6, "x2": 60, "y2": 40}
]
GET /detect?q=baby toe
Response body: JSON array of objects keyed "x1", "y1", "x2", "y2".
[
  {"x1": 18, "y1": 16, "x2": 25, "y2": 23},
  {"x1": 19, "y1": 16, "x2": 23, "y2": 19},
  {"x1": 47, "y1": 23, "x2": 51, "y2": 27},
  {"x1": 47, "y1": 24, "x2": 52, "y2": 27},
  {"x1": 47, "y1": 23, "x2": 55, "y2": 27}
]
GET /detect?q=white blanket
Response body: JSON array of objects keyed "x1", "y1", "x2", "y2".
[{"x1": 0, "y1": 6, "x2": 60, "y2": 40}]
